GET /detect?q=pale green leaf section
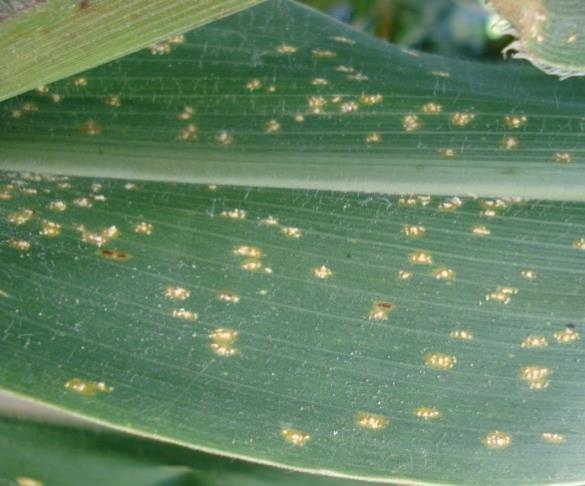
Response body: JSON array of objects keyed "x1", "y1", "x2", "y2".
[
  {"x1": 1, "y1": 171, "x2": 585, "y2": 485},
  {"x1": 0, "y1": 0, "x2": 265, "y2": 102},
  {"x1": 490, "y1": 0, "x2": 585, "y2": 78},
  {"x1": 1, "y1": 0, "x2": 584, "y2": 200}
]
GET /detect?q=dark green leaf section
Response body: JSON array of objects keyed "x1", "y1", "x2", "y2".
[
  {"x1": 0, "y1": 0, "x2": 584, "y2": 200},
  {"x1": 0, "y1": 171, "x2": 584, "y2": 484},
  {"x1": 491, "y1": 0, "x2": 585, "y2": 78},
  {"x1": 0, "y1": 414, "x2": 367, "y2": 486},
  {"x1": 0, "y1": 0, "x2": 264, "y2": 102},
  {"x1": 0, "y1": 416, "x2": 191, "y2": 486}
]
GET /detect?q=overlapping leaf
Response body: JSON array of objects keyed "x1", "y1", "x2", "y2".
[{"x1": 491, "y1": 0, "x2": 585, "y2": 78}]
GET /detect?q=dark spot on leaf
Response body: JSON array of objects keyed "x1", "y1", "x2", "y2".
[
  {"x1": 99, "y1": 248, "x2": 130, "y2": 260},
  {"x1": 376, "y1": 302, "x2": 393, "y2": 309}
]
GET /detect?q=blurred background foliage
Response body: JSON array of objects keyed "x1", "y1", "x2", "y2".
[{"x1": 302, "y1": 0, "x2": 510, "y2": 60}]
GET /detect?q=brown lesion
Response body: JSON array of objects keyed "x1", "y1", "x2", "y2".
[
  {"x1": 368, "y1": 301, "x2": 395, "y2": 320},
  {"x1": 79, "y1": 0, "x2": 90, "y2": 9},
  {"x1": 99, "y1": 248, "x2": 130, "y2": 260}
]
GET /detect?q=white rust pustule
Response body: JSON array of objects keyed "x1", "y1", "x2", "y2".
[
  {"x1": 472, "y1": 225, "x2": 491, "y2": 236},
  {"x1": 164, "y1": 286, "x2": 190, "y2": 300},
  {"x1": 78, "y1": 225, "x2": 119, "y2": 247},
  {"x1": 450, "y1": 329, "x2": 473, "y2": 341},
  {"x1": 17, "y1": 478, "x2": 43, "y2": 486},
  {"x1": 73, "y1": 197, "x2": 93, "y2": 208},
  {"x1": 520, "y1": 365, "x2": 551, "y2": 390},
  {"x1": 438, "y1": 197, "x2": 462, "y2": 211},
  {"x1": 401, "y1": 225, "x2": 426, "y2": 238},
  {"x1": 355, "y1": 412, "x2": 388, "y2": 430},
  {"x1": 65, "y1": 378, "x2": 113, "y2": 396},
  {"x1": 573, "y1": 238, "x2": 585, "y2": 250},
  {"x1": 8, "y1": 239, "x2": 31, "y2": 252},
  {"x1": 541, "y1": 432, "x2": 566, "y2": 444},
  {"x1": 80, "y1": 120, "x2": 102, "y2": 136},
  {"x1": 221, "y1": 208, "x2": 247, "y2": 219},
  {"x1": 106, "y1": 95, "x2": 121, "y2": 108},
  {"x1": 422, "y1": 102, "x2": 442, "y2": 114},
  {"x1": 521, "y1": 335, "x2": 548, "y2": 348},
  {"x1": 450, "y1": 112, "x2": 475, "y2": 127},
  {"x1": 281, "y1": 427, "x2": 311, "y2": 446},
  {"x1": 554, "y1": 326, "x2": 580, "y2": 344},
  {"x1": 425, "y1": 353, "x2": 456, "y2": 370},
  {"x1": 485, "y1": 287, "x2": 518, "y2": 304},
  {"x1": 366, "y1": 132, "x2": 381, "y2": 143},
  {"x1": 402, "y1": 114, "x2": 422, "y2": 132},
  {"x1": 281, "y1": 226, "x2": 302, "y2": 238},
  {"x1": 433, "y1": 267, "x2": 456, "y2": 281},
  {"x1": 177, "y1": 106, "x2": 194, "y2": 120},
  {"x1": 313, "y1": 265, "x2": 333, "y2": 279},
  {"x1": 49, "y1": 200, "x2": 66, "y2": 211},
  {"x1": 504, "y1": 114, "x2": 528, "y2": 129},
  {"x1": 134, "y1": 222, "x2": 153, "y2": 235},
  {"x1": 312, "y1": 48, "x2": 336, "y2": 58},
  {"x1": 409, "y1": 251, "x2": 433, "y2": 265},
  {"x1": 414, "y1": 407, "x2": 442, "y2": 421},
  {"x1": 172, "y1": 308, "x2": 198, "y2": 322},
  {"x1": 276, "y1": 43, "x2": 297, "y2": 54},
  {"x1": 209, "y1": 328, "x2": 239, "y2": 357},
  {"x1": 9, "y1": 209, "x2": 34, "y2": 225},
  {"x1": 40, "y1": 220, "x2": 61, "y2": 237},
  {"x1": 234, "y1": 245, "x2": 262, "y2": 258},
  {"x1": 482, "y1": 430, "x2": 512, "y2": 449},
  {"x1": 217, "y1": 291, "x2": 240, "y2": 303}
]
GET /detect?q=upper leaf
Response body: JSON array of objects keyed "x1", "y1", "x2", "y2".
[
  {"x1": 0, "y1": 0, "x2": 584, "y2": 200},
  {"x1": 0, "y1": 0, "x2": 264, "y2": 102}
]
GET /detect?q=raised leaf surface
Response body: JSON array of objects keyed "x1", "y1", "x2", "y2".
[
  {"x1": 0, "y1": 0, "x2": 584, "y2": 200},
  {"x1": 0, "y1": 0, "x2": 264, "y2": 102},
  {"x1": 491, "y1": 0, "x2": 585, "y2": 78},
  {"x1": 0, "y1": 171, "x2": 584, "y2": 485}
]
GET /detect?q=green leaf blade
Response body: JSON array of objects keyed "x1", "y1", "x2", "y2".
[{"x1": 0, "y1": 171, "x2": 584, "y2": 484}]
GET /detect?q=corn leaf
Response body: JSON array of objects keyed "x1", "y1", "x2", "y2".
[
  {"x1": 1, "y1": 1, "x2": 585, "y2": 485},
  {"x1": 0, "y1": 171, "x2": 584, "y2": 485}
]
